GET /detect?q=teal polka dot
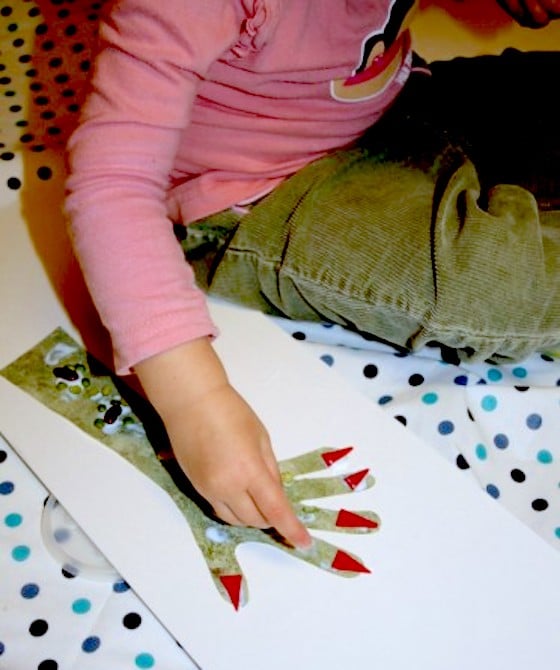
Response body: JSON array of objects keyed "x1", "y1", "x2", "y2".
[
  {"x1": 72, "y1": 598, "x2": 91, "y2": 614},
  {"x1": 487, "y1": 369, "x2": 502, "y2": 382},
  {"x1": 512, "y1": 367, "x2": 528, "y2": 378},
  {"x1": 135, "y1": 653, "x2": 155, "y2": 669},
  {"x1": 481, "y1": 395, "x2": 498, "y2": 411},
  {"x1": 555, "y1": 528, "x2": 560, "y2": 540},
  {"x1": 537, "y1": 450, "x2": 553, "y2": 464},
  {"x1": 4, "y1": 513, "x2": 22, "y2": 527},
  {"x1": 475, "y1": 444, "x2": 487, "y2": 460},
  {"x1": 421, "y1": 392, "x2": 438, "y2": 405},
  {"x1": 11, "y1": 545, "x2": 30, "y2": 562}
]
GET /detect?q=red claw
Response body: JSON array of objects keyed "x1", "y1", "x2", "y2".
[
  {"x1": 335, "y1": 509, "x2": 379, "y2": 529},
  {"x1": 343, "y1": 469, "x2": 369, "y2": 491},
  {"x1": 321, "y1": 446, "x2": 353, "y2": 467},
  {"x1": 331, "y1": 550, "x2": 371, "y2": 574},
  {"x1": 219, "y1": 575, "x2": 244, "y2": 611}
]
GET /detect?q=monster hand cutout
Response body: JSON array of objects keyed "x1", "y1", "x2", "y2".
[{"x1": 1, "y1": 329, "x2": 381, "y2": 609}]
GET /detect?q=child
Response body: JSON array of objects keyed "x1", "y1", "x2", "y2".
[{"x1": 65, "y1": 0, "x2": 560, "y2": 549}]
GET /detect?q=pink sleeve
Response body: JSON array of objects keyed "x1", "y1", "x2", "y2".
[{"x1": 65, "y1": 0, "x2": 243, "y2": 375}]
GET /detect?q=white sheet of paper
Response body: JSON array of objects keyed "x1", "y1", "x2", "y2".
[{"x1": 1, "y1": 174, "x2": 560, "y2": 670}]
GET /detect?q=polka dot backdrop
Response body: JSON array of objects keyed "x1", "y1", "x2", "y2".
[
  {"x1": 1, "y1": 1, "x2": 559, "y2": 668},
  {"x1": 271, "y1": 317, "x2": 560, "y2": 551}
]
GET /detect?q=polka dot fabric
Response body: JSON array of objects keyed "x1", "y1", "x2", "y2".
[
  {"x1": 272, "y1": 317, "x2": 560, "y2": 551},
  {"x1": 0, "y1": 435, "x2": 197, "y2": 670}
]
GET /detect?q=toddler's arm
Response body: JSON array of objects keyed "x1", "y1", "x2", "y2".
[
  {"x1": 135, "y1": 337, "x2": 311, "y2": 549},
  {"x1": 65, "y1": 0, "x2": 310, "y2": 547}
]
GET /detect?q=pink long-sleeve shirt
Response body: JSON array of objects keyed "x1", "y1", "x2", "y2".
[{"x1": 66, "y1": 0, "x2": 416, "y2": 374}]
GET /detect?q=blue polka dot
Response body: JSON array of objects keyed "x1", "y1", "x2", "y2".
[
  {"x1": 21, "y1": 583, "x2": 39, "y2": 599},
  {"x1": 0, "y1": 481, "x2": 14, "y2": 495},
  {"x1": 54, "y1": 528, "x2": 71, "y2": 543},
  {"x1": 320, "y1": 354, "x2": 334, "y2": 367},
  {"x1": 135, "y1": 653, "x2": 155, "y2": 669},
  {"x1": 537, "y1": 450, "x2": 553, "y2": 464},
  {"x1": 487, "y1": 369, "x2": 502, "y2": 382},
  {"x1": 4, "y1": 513, "x2": 22, "y2": 527},
  {"x1": 481, "y1": 395, "x2": 498, "y2": 411},
  {"x1": 11, "y1": 545, "x2": 30, "y2": 562},
  {"x1": 82, "y1": 636, "x2": 101, "y2": 653},
  {"x1": 438, "y1": 420, "x2": 455, "y2": 435},
  {"x1": 526, "y1": 413, "x2": 542, "y2": 430},
  {"x1": 378, "y1": 395, "x2": 392, "y2": 405},
  {"x1": 493, "y1": 433, "x2": 509, "y2": 450},
  {"x1": 421, "y1": 392, "x2": 438, "y2": 405},
  {"x1": 512, "y1": 367, "x2": 528, "y2": 379},
  {"x1": 72, "y1": 598, "x2": 91, "y2": 614},
  {"x1": 486, "y1": 484, "x2": 500, "y2": 499},
  {"x1": 0, "y1": 641, "x2": 4, "y2": 655},
  {"x1": 475, "y1": 444, "x2": 487, "y2": 460},
  {"x1": 113, "y1": 580, "x2": 130, "y2": 593},
  {"x1": 453, "y1": 375, "x2": 468, "y2": 386}
]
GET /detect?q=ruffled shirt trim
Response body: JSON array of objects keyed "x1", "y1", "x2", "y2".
[{"x1": 231, "y1": 0, "x2": 280, "y2": 57}]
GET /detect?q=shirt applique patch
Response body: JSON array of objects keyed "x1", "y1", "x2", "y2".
[{"x1": 330, "y1": 0, "x2": 416, "y2": 103}]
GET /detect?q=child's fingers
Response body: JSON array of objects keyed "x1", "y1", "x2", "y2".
[
  {"x1": 285, "y1": 469, "x2": 374, "y2": 504},
  {"x1": 295, "y1": 504, "x2": 380, "y2": 534},
  {"x1": 249, "y1": 473, "x2": 312, "y2": 550}
]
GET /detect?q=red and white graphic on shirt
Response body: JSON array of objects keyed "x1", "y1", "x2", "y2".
[{"x1": 330, "y1": 0, "x2": 417, "y2": 103}]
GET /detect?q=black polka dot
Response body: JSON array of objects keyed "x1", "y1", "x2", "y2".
[
  {"x1": 38, "y1": 661, "x2": 58, "y2": 670},
  {"x1": 510, "y1": 468, "x2": 526, "y2": 483},
  {"x1": 61, "y1": 567, "x2": 77, "y2": 579},
  {"x1": 0, "y1": 7, "x2": 13, "y2": 17},
  {"x1": 37, "y1": 166, "x2": 52, "y2": 180},
  {"x1": 291, "y1": 331, "x2": 306, "y2": 341},
  {"x1": 0, "y1": 450, "x2": 7, "y2": 463},
  {"x1": 514, "y1": 386, "x2": 529, "y2": 392},
  {"x1": 7, "y1": 177, "x2": 21, "y2": 190},
  {"x1": 29, "y1": 619, "x2": 49, "y2": 637},
  {"x1": 394, "y1": 415, "x2": 407, "y2": 426},
  {"x1": 456, "y1": 454, "x2": 470, "y2": 470},
  {"x1": 531, "y1": 498, "x2": 549, "y2": 512},
  {"x1": 362, "y1": 364, "x2": 378, "y2": 379},
  {"x1": 1, "y1": 152, "x2": 15, "y2": 160},
  {"x1": 408, "y1": 373, "x2": 424, "y2": 387},
  {"x1": 122, "y1": 612, "x2": 142, "y2": 629}
]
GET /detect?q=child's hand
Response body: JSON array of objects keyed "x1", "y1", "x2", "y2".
[
  {"x1": 135, "y1": 338, "x2": 312, "y2": 550},
  {"x1": 497, "y1": 0, "x2": 560, "y2": 26}
]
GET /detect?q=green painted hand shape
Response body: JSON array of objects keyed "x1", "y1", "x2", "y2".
[{"x1": 1, "y1": 329, "x2": 381, "y2": 609}]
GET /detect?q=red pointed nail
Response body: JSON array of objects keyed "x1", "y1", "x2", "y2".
[
  {"x1": 219, "y1": 574, "x2": 243, "y2": 611},
  {"x1": 331, "y1": 549, "x2": 370, "y2": 574},
  {"x1": 344, "y1": 469, "x2": 370, "y2": 490},
  {"x1": 321, "y1": 446, "x2": 353, "y2": 467},
  {"x1": 336, "y1": 509, "x2": 379, "y2": 529}
]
